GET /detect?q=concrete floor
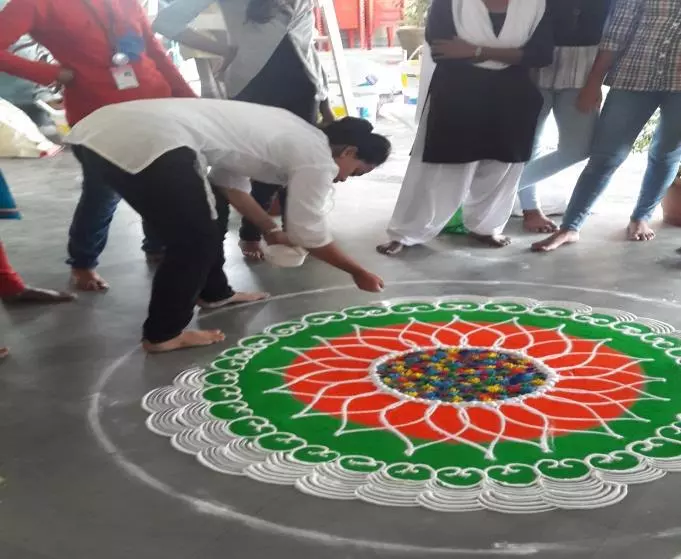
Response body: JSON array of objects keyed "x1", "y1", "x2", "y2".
[{"x1": 2, "y1": 139, "x2": 681, "y2": 559}]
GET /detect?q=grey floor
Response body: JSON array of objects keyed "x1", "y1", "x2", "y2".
[{"x1": 2, "y1": 146, "x2": 681, "y2": 559}]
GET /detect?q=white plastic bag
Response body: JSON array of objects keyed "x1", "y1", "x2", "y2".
[{"x1": 0, "y1": 98, "x2": 59, "y2": 158}]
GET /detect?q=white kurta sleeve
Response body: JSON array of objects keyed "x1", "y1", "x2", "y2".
[
  {"x1": 207, "y1": 165, "x2": 251, "y2": 192},
  {"x1": 285, "y1": 166, "x2": 336, "y2": 249}
]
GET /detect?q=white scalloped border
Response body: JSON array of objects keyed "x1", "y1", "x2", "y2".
[{"x1": 140, "y1": 296, "x2": 681, "y2": 514}]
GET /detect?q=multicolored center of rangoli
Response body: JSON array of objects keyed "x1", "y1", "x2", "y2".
[{"x1": 375, "y1": 347, "x2": 550, "y2": 404}]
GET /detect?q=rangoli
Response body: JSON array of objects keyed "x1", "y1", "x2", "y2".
[{"x1": 142, "y1": 297, "x2": 681, "y2": 513}]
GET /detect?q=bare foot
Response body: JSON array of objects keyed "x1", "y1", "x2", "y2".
[
  {"x1": 469, "y1": 232, "x2": 511, "y2": 248},
  {"x1": 0, "y1": 347, "x2": 8, "y2": 359},
  {"x1": 376, "y1": 241, "x2": 405, "y2": 256},
  {"x1": 3, "y1": 286, "x2": 76, "y2": 304},
  {"x1": 197, "y1": 291, "x2": 270, "y2": 310},
  {"x1": 71, "y1": 269, "x2": 110, "y2": 292},
  {"x1": 531, "y1": 229, "x2": 579, "y2": 252},
  {"x1": 143, "y1": 329, "x2": 225, "y2": 353},
  {"x1": 523, "y1": 210, "x2": 558, "y2": 233},
  {"x1": 627, "y1": 220, "x2": 656, "y2": 242},
  {"x1": 239, "y1": 240, "x2": 264, "y2": 261}
]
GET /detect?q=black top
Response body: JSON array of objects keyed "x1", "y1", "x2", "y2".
[
  {"x1": 426, "y1": 0, "x2": 554, "y2": 69},
  {"x1": 489, "y1": 12, "x2": 506, "y2": 37},
  {"x1": 233, "y1": 35, "x2": 318, "y2": 124},
  {"x1": 547, "y1": 0, "x2": 613, "y2": 47},
  {"x1": 421, "y1": 0, "x2": 554, "y2": 164}
]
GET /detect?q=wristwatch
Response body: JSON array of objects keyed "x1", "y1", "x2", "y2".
[{"x1": 474, "y1": 46, "x2": 483, "y2": 58}]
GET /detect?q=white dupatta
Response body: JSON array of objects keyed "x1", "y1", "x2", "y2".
[{"x1": 415, "y1": 0, "x2": 546, "y2": 122}]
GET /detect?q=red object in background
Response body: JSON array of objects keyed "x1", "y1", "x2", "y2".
[
  {"x1": 315, "y1": 0, "x2": 403, "y2": 50},
  {"x1": 366, "y1": 0, "x2": 404, "y2": 49},
  {"x1": 0, "y1": 243, "x2": 25, "y2": 299},
  {"x1": 315, "y1": 0, "x2": 365, "y2": 49}
]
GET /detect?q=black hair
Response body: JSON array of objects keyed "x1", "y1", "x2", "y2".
[{"x1": 322, "y1": 117, "x2": 391, "y2": 166}]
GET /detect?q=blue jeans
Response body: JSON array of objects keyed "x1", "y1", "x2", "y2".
[
  {"x1": 67, "y1": 151, "x2": 164, "y2": 269},
  {"x1": 562, "y1": 90, "x2": 681, "y2": 231},
  {"x1": 518, "y1": 88, "x2": 598, "y2": 211}
]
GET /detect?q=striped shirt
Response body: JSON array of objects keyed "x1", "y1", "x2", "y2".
[
  {"x1": 601, "y1": 0, "x2": 681, "y2": 92},
  {"x1": 536, "y1": 46, "x2": 600, "y2": 90}
]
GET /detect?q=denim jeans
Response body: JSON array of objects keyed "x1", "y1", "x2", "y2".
[
  {"x1": 562, "y1": 89, "x2": 681, "y2": 231},
  {"x1": 67, "y1": 147, "x2": 165, "y2": 269},
  {"x1": 517, "y1": 88, "x2": 598, "y2": 211}
]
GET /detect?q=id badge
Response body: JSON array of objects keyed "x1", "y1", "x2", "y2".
[{"x1": 111, "y1": 65, "x2": 140, "y2": 90}]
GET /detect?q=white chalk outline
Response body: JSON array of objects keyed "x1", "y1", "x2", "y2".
[{"x1": 88, "y1": 280, "x2": 681, "y2": 555}]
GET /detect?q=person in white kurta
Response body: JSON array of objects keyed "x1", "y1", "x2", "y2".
[
  {"x1": 153, "y1": 0, "x2": 335, "y2": 261},
  {"x1": 66, "y1": 98, "x2": 390, "y2": 353},
  {"x1": 378, "y1": 0, "x2": 552, "y2": 256}
]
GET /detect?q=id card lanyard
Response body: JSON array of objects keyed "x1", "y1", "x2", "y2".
[
  {"x1": 81, "y1": 0, "x2": 130, "y2": 66},
  {"x1": 81, "y1": 0, "x2": 141, "y2": 89}
]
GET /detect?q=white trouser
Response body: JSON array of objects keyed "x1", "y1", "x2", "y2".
[{"x1": 386, "y1": 113, "x2": 524, "y2": 246}]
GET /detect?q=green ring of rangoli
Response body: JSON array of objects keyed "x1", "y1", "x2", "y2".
[{"x1": 142, "y1": 297, "x2": 681, "y2": 513}]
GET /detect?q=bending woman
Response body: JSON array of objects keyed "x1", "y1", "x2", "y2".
[
  {"x1": 66, "y1": 99, "x2": 390, "y2": 353},
  {"x1": 378, "y1": 0, "x2": 553, "y2": 255},
  {"x1": 153, "y1": 0, "x2": 335, "y2": 260}
]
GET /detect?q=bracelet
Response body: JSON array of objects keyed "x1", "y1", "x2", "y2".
[{"x1": 264, "y1": 225, "x2": 282, "y2": 236}]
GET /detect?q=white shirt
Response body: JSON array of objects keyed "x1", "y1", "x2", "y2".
[{"x1": 66, "y1": 98, "x2": 338, "y2": 248}]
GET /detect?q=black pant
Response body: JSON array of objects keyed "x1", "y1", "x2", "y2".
[{"x1": 73, "y1": 146, "x2": 234, "y2": 343}]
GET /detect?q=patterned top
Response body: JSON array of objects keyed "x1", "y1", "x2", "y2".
[{"x1": 601, "y1": 0, "x2": 681, "y2": 92}]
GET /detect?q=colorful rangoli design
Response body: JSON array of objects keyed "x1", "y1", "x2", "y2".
[{"x1": 142, "y1": 297, "x2": 681, "y2": 513}]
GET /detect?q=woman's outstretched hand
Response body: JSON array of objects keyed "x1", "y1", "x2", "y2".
[{"x1": 352, "y1": 270, "x2": 385, "y2": 292}]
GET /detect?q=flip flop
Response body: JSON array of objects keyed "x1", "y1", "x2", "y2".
[
  {"x1": 3, "y1": 286, "x2": 76, "y2": 304},
  {"x1": 376, "y1": 242, "x2": 405, "y2": 256}
]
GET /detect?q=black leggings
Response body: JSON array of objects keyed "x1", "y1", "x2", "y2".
[{"x1": 73, "y1": 146, "x2": 234, "y2": 343}]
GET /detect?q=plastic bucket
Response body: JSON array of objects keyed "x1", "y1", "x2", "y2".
[
  {"x1": 353, "y1": 87, "x2": 380, "y2": 124},
  {"x1": 401, "y1": 49, "x2": 422, "y2": 106}
]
